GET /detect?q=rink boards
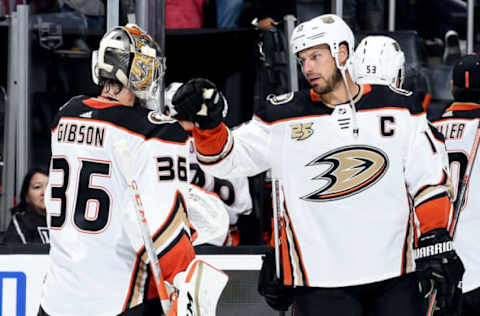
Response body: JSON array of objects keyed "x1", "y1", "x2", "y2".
[{"x1": 0, "y1": 245, "x2": 284, "y2": 316}]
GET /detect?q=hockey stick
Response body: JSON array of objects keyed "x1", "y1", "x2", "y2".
[
  {"x1": 114, "y1": 139, "x2": 173, "y2": 315},
  {"x1": 449, "y1": 120, "x2": 480, "y2": 237},
  {"x1": 425, "y1": 288, "x2": 437, "y2": 316},
  {"x1": 271, "y1": 174, "x2": 286, "y2": 316}
]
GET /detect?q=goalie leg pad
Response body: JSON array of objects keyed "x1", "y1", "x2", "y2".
[{"x1": 174, "y1": 259, "x2": 229, "y2": 316}]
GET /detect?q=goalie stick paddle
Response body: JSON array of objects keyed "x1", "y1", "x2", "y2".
[
  {"x1": 114, "y1": 139, "x2": 172, "y2": 314},
  {"x1": 449, "y1": 120, "x2": 480, "y2": 237}
]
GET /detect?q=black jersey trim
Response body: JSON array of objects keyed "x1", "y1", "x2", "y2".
[
  {"x1": 53, "y1": 116, "x2": 188, "y2": 145},
  {"x1": 53, "y1": 96, "x2": 188, "y2": 144}
]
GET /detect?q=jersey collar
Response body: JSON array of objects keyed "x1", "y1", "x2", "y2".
[{"x1": 310, "y1": 84, "x2": 370, "y2": 109}]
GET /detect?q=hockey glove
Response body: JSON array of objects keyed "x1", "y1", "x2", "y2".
[
  {"x1": 414, "y1": 228, "x2": 464, "y2": 315},
  {"x1": 171, "y1": 78, "x2": 228, "y2": 129},
  {"x1": 258, "y1": 246, "x2": 293, "y2": 311}
]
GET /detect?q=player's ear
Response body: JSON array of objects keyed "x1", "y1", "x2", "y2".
[{"x1": 338, "y1": 43, "x2": 349, "y2": 66}]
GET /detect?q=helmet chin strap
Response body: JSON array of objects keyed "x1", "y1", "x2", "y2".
[{"x1": 336, "y1": 56, "x2": 359, "y2": 137}]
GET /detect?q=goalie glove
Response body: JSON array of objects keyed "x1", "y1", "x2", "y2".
[
  {"x1": 171, "y1": 78, "x2": 228, "y2": 129},
  {"x1": 258, "y1": 246, "x2": 293, "y2": 311},
  {"x1": 414, "y1": 228, "x2": 464, "y2": 315}
]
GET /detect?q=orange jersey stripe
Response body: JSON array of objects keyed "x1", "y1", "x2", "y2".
[
  {"x1": 310, "y1": 84, "x2": 371, "y2": 102},
  {"x1": 444, "y1": 102, "x2": 480, "y2": 113},
  {"x1": 422, "y1": 93, "x2": 432, "y2": 111},
  {"x1": 362, "y1": 84, "x2": 372, "y2": 95},
  {"x1": 416, "y1": 195, "x2": 450, "y2": 234},
  {"x1": 280, "y1": 216, "x2": 293, "y2": 286},
  {"x1": 284, "y1": 205, "x2": 309, "y2": 286},
  {"x1": 83, "y1": 97, "x2": 121, "y2": 109},
  {"x1": 193, "y1": 123, "x2": 229, "y2": 156}
]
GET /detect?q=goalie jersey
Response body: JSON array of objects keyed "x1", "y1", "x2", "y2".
[
  {"x1": 192, "y1": 84, "x2": 451, "y2": 287},
  {"x1": 42, "y1": 96, "x2": 195, "y2": 316},
  {"x1": 432, "y1": 102, "x2": 480, "y2": 293}
]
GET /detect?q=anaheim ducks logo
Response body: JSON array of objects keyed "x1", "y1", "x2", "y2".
[{"x1": 301, "y1": 145, "x2": 389, "y2": 202}]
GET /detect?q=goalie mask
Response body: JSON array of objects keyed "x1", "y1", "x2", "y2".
[
  {"x1": 352, "y1": 36, "x2": 405, "y2": 88},
  {"x1": 91, "y1": 24, "x2": 165, "y2": 109},
  {"x1": 290, "y1": 14, "x2": 355, "y2": 72}
]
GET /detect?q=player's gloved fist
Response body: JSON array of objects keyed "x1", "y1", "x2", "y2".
[
  {"x1": 258, "y1": 246, "x2": 293, "y2": 311},
  {"x1": 171, "y1": 78, "x2": 228, "y2": 129},
  {"x1": 414, "y1": 228, "x2": 464, "y2": 315}
]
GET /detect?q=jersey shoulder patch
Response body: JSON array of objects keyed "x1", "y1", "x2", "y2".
[
  {"x1": 147, "y1": 111, "x2": 178, "y2": 125},
  {"x1": 267, "y1": 92, "x2": 294, "y2": 105},
  {"x1": 387, "y1": 84, "x2": 412, "y2": 96}
]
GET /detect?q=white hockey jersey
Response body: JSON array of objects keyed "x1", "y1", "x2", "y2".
[
  {"x1": 187, "y1": 139, "x2": 252, "y2": 226},
  {"x1": 192, "y1": 85, "x2": 451, "y2": 287},
  {"x1": 432, "y1": 102, "x2": 480, "y2": 293},
  {"x1": 42, "y1": 96, "x2": 195, "y2": 316}
]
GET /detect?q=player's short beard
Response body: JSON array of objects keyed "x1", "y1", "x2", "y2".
[{"x1": 312, "y1": 69, "x2": 343, "y2": 95}]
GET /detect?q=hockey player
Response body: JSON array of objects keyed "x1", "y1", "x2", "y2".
[
  {"x1": 352, "y1": 35, "x2": 406, "y2": 89},
  {"x1": 431, "y1": 54, "x2": 480, "y2": 316},
  {"x1": 352, "y1": 35, "x2": 434, "y2": 112},
  {"x1": 165, "y1": 82, "x2": 254, "y2": 246},
  {"x1": 40, "y1": 24, "x2": 226, "y2": 316},
  {"x1": 169, "y1": 14, "x2": 464, "y2": 316}
]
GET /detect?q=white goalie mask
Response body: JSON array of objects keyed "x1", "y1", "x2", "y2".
[
  {"x1": 290, "y1": 14, "x2": 355, "y2": 72},
  {"x1": 352, "y1": 35, "x2": 406, "y2": 88},
  {"x1": 91, "y1": 24, "x2": 165, "y2": 109}
]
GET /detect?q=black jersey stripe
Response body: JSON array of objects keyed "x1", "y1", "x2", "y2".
[
  {"x1": 52, "y1": 96, "x2": 189, "y2": 144},
  {"x1": 284, "y1": 203, "x2": 309, "y2": 286},
  {"x1": 256, "y1": 85, "x2": 424, "y2": 124}
]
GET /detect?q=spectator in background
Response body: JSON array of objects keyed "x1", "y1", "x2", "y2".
[
  {"x1": 238, "y1": 0, "x2": 296, "y2": 30},
  {"x1": 2, "y1": 168, "x2": 49, "y2": 244},
  {"x1": 216, "y1": 0, "x2": 243, "y2": 28},
  {"x1": 1, "y1": 0, "x2": 23, "y2": 14},
  {"x1": 166, "y1": 0, "x2": 208, "y2": 29},
  {"x1": 59, "y1": 0, "x2": 105, "y2": 31}
]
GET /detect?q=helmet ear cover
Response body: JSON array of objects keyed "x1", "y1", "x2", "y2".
[{"x1": 91, "y1": 24, "x2": 165, "y2": 106}]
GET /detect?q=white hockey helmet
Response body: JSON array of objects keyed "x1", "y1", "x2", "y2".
[
  {"x1": 352, "y1": 35, "x2": 406, "y2": 88},
  {"x1": 91, "y1": 24, "x2": 165, "y2": 107},
  {"x1": 290, "y1": 14, "x2": 355, "y2": 70}
]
